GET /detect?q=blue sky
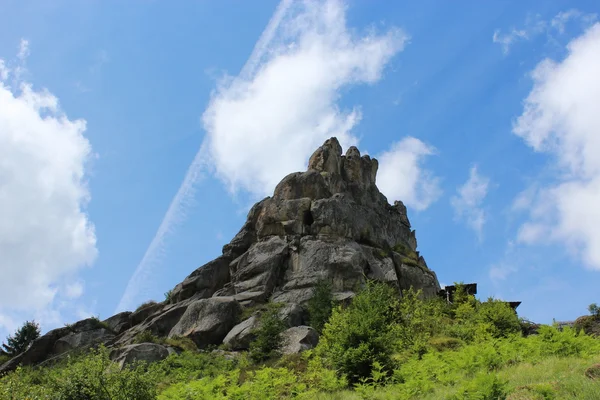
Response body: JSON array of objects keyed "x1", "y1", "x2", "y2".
[{"x1": 1, "y1": 0, "x2": 600, "y2": 338}]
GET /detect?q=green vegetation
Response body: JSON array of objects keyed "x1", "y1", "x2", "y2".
[
  {"x1": 2, "y1": 283, "x2": 600, "y2": 399},
  {"x1": 1, "y1": 320, "x2": 40, "y2": 357},
  {"x1": 589, "y1": 303, "x2": 600, "y2": 319},
  {"x1": 249, "y1": 303, "x2": 286, "y2": 362},
  {"x1": 164, "y1": 290, "x2": 174, "y2": 304},
  {"x1": 136, "y1": 300, "x2": 159, "y2": 312},
  {"x1": 308, "y1": 279, "x2": 334, "y2": 333}
]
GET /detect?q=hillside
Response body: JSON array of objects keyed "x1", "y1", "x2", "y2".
[{"x1": 1, "y1": 139, "x2": 600, "y2": 399}]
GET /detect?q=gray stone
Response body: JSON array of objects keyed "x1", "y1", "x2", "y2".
[
  {"x1": 53, "y1": 328, "x2": 115, "y2": 356},
  {"x1": 279, "y1": 303, "x2": 304, "y2": 327},
  {"x1": 129, "y1": 302, "x2": 163, "y2": 326},
  {"x1": 168, "y1": 297, "x2": 242, "y2": 348},
  {"x1": 110, "y1": 343, "x2": 170, "y2": 369},
  {"x1": 230, "y1": 236, "x2": 289, "y2": 301},
  {"x1": 103, "y1": 312, "x2": 132, "y2": 334},
  {"x1": 281, "y1": 326, "x2": 319, "y2": 354},
  {"x1": 169, "y1": 255, "x2": 232, "y2": 303},
  {"x1": 223, "y1": 316, "x2": 259, "y2": 350}
]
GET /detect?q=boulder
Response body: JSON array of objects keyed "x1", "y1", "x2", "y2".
[
  {"x1": 129, "y1": 302, "x2": 163, "y2": 326},
  {"x1": 281, "y1": 326, "x2": 319, "y2": 354},
  {"x1": 223, "y1": 316, "x2": 259, "y2": 350},
  {"x1": 103, "y1": 312, "x2": 132, "y2": 334},
  {"x1": 110, "y1": 343, "x2": 170, "y2": 369},
  {"x1": 170, "y1": 255, "x2": 232, "y2": 303},
  {"x1": 230, "y1": 236, "x2": 289, "y2": 301},
  {"x1": 53, "y1": 328, "x2": 115, "y2": 356},
  {"x1": 169, "y1": 297, "x2": 242, "y2": 348},
  {"x1": 279, "y1": 303, "x2": 304, "y2": 327}
]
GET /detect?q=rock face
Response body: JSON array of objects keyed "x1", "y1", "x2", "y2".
[
  {"x1": 0, "y1": 137, "x2": 441, "y2": 374},
  {"x1": 110, "y1": 343, "x2": 171, "y2": 369}
]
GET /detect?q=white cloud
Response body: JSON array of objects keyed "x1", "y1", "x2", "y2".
[
  {"x1": 0, "y1": 43, "x2": 97, "y2": 330},
  {"x1": 493, "y1": 9, "x2": 597, "y2": 54},
  {"x1": 493, "y1": 28, "x2": 529, "y2": 55},
  {"x1": 17, "y1": 39, "x2": 30, "y2": 61},
  {"x1": 117, "y1": 0, "x2": 411, "y2": 312},
  {"x1": 513, "y1": 23, "x2": 600, "y2": 269},
  {"x1": 450, "y1": 166, "x2": 490, "y2": 238},
  {"x1": 376, "y1": 137, "x2": 441, "y2": 211},
  {"x1": 489, "y1": 263, "x2": 517, "y2": 282},
  {"x1": 202, "y1": 0, "x2": 406, "y2": 197}
]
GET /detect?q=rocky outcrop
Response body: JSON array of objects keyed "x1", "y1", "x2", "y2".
[
  {"x1": 0, "y1": 137, "x2": 441, "y2": 374},
  {"x1": 0, "y1": 318, "x2": 115, "y2": 374},
  {"x1": 110, "y1": 343, "x2": 171, "y2": 369},
  {"x1": 168, "y1": 297, "x2": 242, "y2": 348}
]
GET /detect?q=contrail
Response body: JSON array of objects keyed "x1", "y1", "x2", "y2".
[{"x1": 115, "y1": 0, "x2": 294, "y2": 314}]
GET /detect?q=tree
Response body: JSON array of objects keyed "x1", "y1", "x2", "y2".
[
  {"x1": 2, "y1": 320, "x2": 41, "y2": 356},
  {"x1": 316, "y1": 281, "x2": 402, "y2": 383},
  {"x1": 588, "y1": 303, "x2": 600, "y2": 319},
  {"x1": 308, "y1": 279, "x2": 334, "y2": 333}
]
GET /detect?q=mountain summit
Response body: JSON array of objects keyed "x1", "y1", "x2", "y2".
[{"x1": 1, "y1": 137, "x2": 440, "y2": 373}]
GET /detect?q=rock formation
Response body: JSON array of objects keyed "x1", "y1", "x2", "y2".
[{"x1": 1, "y1": 137, "x2": 440, "y2": 374}]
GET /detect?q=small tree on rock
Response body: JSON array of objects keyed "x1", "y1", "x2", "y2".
[
  {"x1": 589, "y1": 303, "x2": 600, "y2": 319},
  {"x1": 2, "y1": 320, "x2": 41, "y2": 356}
]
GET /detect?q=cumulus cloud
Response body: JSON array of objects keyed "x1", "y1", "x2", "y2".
[
  {"x1": 0, "y1": 42, "x2": 97, "y2": 331},
  {"x1": 493, "y1": 9, "x2": 597, "y2": 54},
  {"x1": 376, "y1": 137, "x2": 441, "y2": 210},
  {"x1": 202, "y1": 0, "x2": 407, "y2": 197},
  {"x1": 117, "y1": 0, "x2": 433, "y2": 312},
  {"x1": 513, "y1": 23, "x2": 600, "y2": 269},
  {"x1": 450, "y1": 166, "x2": 490, "y2": 239}
]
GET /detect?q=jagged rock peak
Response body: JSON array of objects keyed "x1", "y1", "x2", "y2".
[
  {"x1": 0, "y1": 137, "x2": 441, "y2": 375},
  {"x1": 305, "y1": 137, "x2": 379, "y2": 195}
]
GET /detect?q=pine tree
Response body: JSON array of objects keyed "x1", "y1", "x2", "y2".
[{"x1": 1, "y1": 320, "x2": 41, "y2": 356}]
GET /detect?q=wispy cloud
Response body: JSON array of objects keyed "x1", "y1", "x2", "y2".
[
  {"x1": 451, "y1": 166, "x2": 490, "y2": 239},
  {"x1": 493, "y1": 9, "x2": 597, "y2": 54},
  {"x1": 116, "y1": 0, "x2": 410, "y2": 312}
]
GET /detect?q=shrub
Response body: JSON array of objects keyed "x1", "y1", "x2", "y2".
[
  {"x1": 308, "y1": 279, "x2": 334, "y2": 333},
  {"x1": 588, "y1": 303, "x2": 600, "y2": 318},
  {"x1": 1, "y1": 320, "x2": 40, "y2": 357},
  {"x1": 316, "y1": 281, "x2": 402, "y2": 383},
  {"x1": 134, "y1": 331, "x2": 162, "y2": 344},
  {"x1": 476, "y1": 299, "x2": 522, "y2": 339},
  {"x1": 165, "y1": 336, "x2": 198, "y2": 352},
  {"x1": 0, "y1": 346, "x2": 156, "y2": 400},
  {"x1": 249, "y1": 303, "x2": 286, "y2": 363},
  {"x1": 164, "y1": 290, "x2": 174, "y2": 304},
  {"x1": 136, "y1": 300, "x2": 158, "y2": 312},
  {"x1": 428, "y1": 336, "x2": 464, "y2": 352}
]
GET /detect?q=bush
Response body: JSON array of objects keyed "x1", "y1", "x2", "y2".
[
  {"x1": 0, "y1": 346, "x2": 156, "y2": 400},
  {"x1": 134, "y1": 331, "x2": 162, "y2": 344},
  {"x1": 1, "y1": 320, "x2": 40, "y2": 357},
  {"x1": 588, "y1": 303, "x2": 600, "y2": 318},
  {"x1": 316, "y1": 281, "x2": 402, "y2": 383},
  {"x1": 428, "y1": 336, "x2": 464, "y2": 352},
  {"x1": 136, "y1": 300, "x2": 158, "y2": 312},
  {"x1": 308, "y1": 279, "x2": 334, "y2": 333},
  {"x1": 164, "y1": 290, "x2": 174, "y2": 304},
  {"x1": 476, "y1": 299, "x2": 522, "y2": 339},
  {"x1": 164, "y1": 336, "x2": 198, "y2": 352},
  {"x1": 249, "y1": 304, "x2": 286, "y2": 363}
]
